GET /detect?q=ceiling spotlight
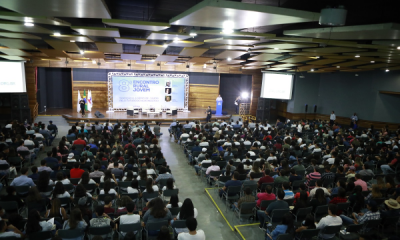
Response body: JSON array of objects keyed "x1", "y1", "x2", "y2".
[
  {"x1": 92, "y1": 60, "x2": 96, "y2": 64},
  {"x1": 54, "y1": 32, "x2": 61, "y2": 36},
  {"x1": 163, "y1": 44, "x2": 168, "y2": 48},
  {"x1": 80, "y1": 50, "x2": 84, "y2": 54},
  {"x1": 397, "y1": 46, "x2": 400, "y2": 50},
  {"x1": 316, "y1": 56, "x2": 320, "y2": 59},
  {"x1": 189, "y1": 32, "x2": 197, "y2": 37},
  {"x1": 370, "y1": 61, "x2": 375, "y2": 63},
  {"x1": 385, "y1": 69, "x2": 390, "y2": 72},
  {"x1": 355, "y1": 74, "x2": 359, "y2": 77},
  {"x1": 222, "y1": 21, "x2": 234, "y2": 34},
  {"x1": 227, "y1": 57, "x2": 232, "y2": 61},
  {"x1": 274, "y1": 48, "x2": 279, "y2": 50},
  {"x1": 151, "y1": 59, "x2": 155, "y2": 62},
  {"x1": 164, "y1": 36, "x2": 168, "y2": 40},
  {"x1": 24, "y1": 22, "x2": 34, "y2": 27},
  {"x1": 70, "y1": 40, "x2": 75, "y2": 42},
  {"x1": 173, "y1": 37, "x2": 180, "y2": 42},
  {"x1": 203, "y1": 64, "x2": 206, "y2": 68},
  {"x1": 355, "y1": 55, "x2": 360, "y2": 58},
  {"x1": 311, "y1": 69, "x2": 314, "y2": 72},
  {"x1": 336, "y1": 66, "x2": 340, "y2": 68}
]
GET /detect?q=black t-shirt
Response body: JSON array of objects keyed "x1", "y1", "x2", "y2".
[{"x1": 206, "y1": 109, "x2": 211, "y2": 116}]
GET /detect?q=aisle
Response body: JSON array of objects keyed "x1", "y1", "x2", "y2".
[{"x1": 158, "y1": 127, "x2": 239, "y2": 240}]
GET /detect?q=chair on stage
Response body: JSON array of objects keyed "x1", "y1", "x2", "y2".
[
  {"x1": 155, "y1": 105, "x2": 163, "y2": 116},
  {"x1": 166, "y1": 106, "x2": 177, "y2": 115},
  {"x1": 133, "y1": 108, "x2": 140, "y2": 116}
]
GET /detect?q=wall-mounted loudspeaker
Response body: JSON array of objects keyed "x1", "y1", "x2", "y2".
[
  {"x1": 305, "y1": 104, "x2": 308, "y2": 112},
  {"x1": 314, "y1": 105, "x2": 317, "y2": 113}
]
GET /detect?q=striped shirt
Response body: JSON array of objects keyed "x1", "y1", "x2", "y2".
[
  {"x1": 306, "y1": 172, "x2": 321, "y2": 189},
  {"x1": 357, "y1": 211, "x2": 380, "y2": 224}
]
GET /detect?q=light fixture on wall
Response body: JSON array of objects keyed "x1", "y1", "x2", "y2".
[
  {"x1": 227, "y1": 57, "x2": 232, "y2": 61},
  {"x1": 311, "y1": 68, "x2": 315, "y2": 72},
  {"x1": 385, "y1": 69, "x2": 390, "y2": 72},
  {"x1": 355, "y1": 55, "x2": 360, "y2": 58},
  {"x1": 203, "y1": 64, "x2": 206, "y2": 68},
  {"x1": 92, "y1": 60, "x2": 96, "y2": 64},
  {"x1": 315, "y1": 56, "x2": 320, "y2": 59},
  {"x1": 397, "y1": 46, "x2": 400, "y2": 50}
]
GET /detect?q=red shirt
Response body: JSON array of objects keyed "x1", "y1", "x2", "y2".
[
  {"x1": 70, "y1": 168, "x2": 84, "y2": 179},
  {"x1": 258, "y1": 176, "x2": 274, "y2": 186},
  {"x1": 124, "y1": 143, "x2": 136, "y2": 149},
  {"x1": 73, "y1": 139, "x2": 86, "y2": 146},
  {"x1": 293, "y1": 191, "x2": 310, "y2": 205},
  {"x1": 256, "y1": 192, "x2": 276, "y2": 209}
]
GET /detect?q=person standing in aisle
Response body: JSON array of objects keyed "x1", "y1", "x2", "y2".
[
  {"x1": 330, "y1": 111, "x2": 336, "y2": 126},
  {"x1": 206, "y1": 106, "x2": 212, "y2": 122},
  {"x1": 79, "y1": 99, "x2": 85, "y2": 117},
  {"x1": 235, "y1": 96, "x2": 241, "y2": 114}
]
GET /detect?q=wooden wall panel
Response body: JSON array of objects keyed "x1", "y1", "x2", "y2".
[
  {"x1": 72, "y1": 81, "x2": 108, "y2": 110},
  {"x1": 189, "y1": 84, "x2": 219, "y2": 109},
  {"x1": 25, "y1": 66, "x2": 38, "y2": 120}
]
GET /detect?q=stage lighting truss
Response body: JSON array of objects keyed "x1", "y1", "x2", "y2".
[{"x1": 107, "y1": 72, "x2": 189, "y2": 112}]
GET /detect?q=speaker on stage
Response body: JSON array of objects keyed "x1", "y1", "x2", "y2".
[
  {"x1": 314, "y1": 105, "x2": 317, "y2": 113},
  {"x1": 95, "y1": 111, "x2": 105, "y2": 118}
]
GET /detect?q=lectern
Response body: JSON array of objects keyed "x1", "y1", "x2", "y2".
[{"x1": 216, "y1": 99, "x2": 223, "y2": 115}]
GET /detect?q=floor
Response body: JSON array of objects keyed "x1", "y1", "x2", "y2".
[{"x1": 30, "y1": 116, "x2": 244, "y2": 240}]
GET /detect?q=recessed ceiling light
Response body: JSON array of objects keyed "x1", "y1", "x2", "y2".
[
  {"x1": 274, "y1": 48, "x2": 279, "y2": 50},
  {"x1": 355, "y1": 55, "x2": 360, "y2": 58},
  {"x1": 70, "y1": 40, "x2": 75, "y2": 42},
  {"x1": 173, "y1": 37, "x2": 180, "y2": 42},
  {"x1": 163, "y1": 44, "x2": 168, "y2": 48},
  {"x1": 24, "y1": 22, "x2": 34, "y2": 27},
  {"x1": 203, "y1": 64, "x2": 206, "y2": 68},
  {"x1": 92, "y1": 60, "x2": 96, "y2": 64},
  {"x1": 80, "y1": 50, "x2": 84, "y2": 54},
  {"x1": 189, "y1": 32, "x2": 197, "y2": 37},
  {"x1": 311, "y1": 69, "x2": 314, "y2": 72},
  {"x1": 370, "y1": 61, "x2": 375, "y2": 63},
  {"x1": 164, "y1": 36, "x2": 168, "y2": 40},
  {"x1": 316, "y1": 56, "x2": 320, "y2": 58},
  {"x1": 227, "y1": 57, "x2": 232, "y2": 61},
  {"x1": 397, "y1": 46, "x2": 400, "y2": 50},
  {"x1": 54, "y1": 32, "x2": 61, "y2": 36},
  {"x1": 385, "y1": 69, "x2": 390, "y2": 72},
  {"x1": 336, "y1": 66, "x2": 340, "y2": 68},
  {"x1": 151, "y1": 59, "x2": 155, "y2": 62}
]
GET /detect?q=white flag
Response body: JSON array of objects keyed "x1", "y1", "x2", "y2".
[
  {"x1": 77, "y1": 90, "x2": 81, "y2": 112},
  {"x1": 87, "y1": 90, "x2": 92, "y2": 112}
]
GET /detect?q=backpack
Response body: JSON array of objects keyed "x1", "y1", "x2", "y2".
[{"x1": 78, "y1": 195, "x2": 88, "y2": 206}]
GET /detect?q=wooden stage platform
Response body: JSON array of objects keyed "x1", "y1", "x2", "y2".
[{"x1": 40, "y1": 108, "x2": 233, "y2": 125}]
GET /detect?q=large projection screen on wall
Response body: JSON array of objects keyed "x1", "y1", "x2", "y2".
[
  {"x1": 108, "y1": 72, "x2": 189, "y2": 111},
  {"x1": 0, "y1": 61, "x2": 26, "y2": 93},
  {"x1": 260, "y1": 72, "x2": 293, "y2": 100}
]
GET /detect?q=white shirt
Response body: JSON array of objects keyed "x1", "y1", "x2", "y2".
[
  {"x1": 243, "y1": 141, "x2": 251, "y2": 146},
  {"x1": 297, "y1": 124, "x2": 303, "y2": 133},
  {"x1": 178, "y1": 230, "x2": 205, "y2": 240},
  {"x1": 266, "y1": 156, "x2": 277, "y2": 162},
  {"x1": 57, "y1": 179, "x2": 71, "y2": 185},
  {"x1": 326, "y1": 158, "x2": 335, "y2": 164},
  {"x1": 199, "y1": 142, "x2": 209, "y2": 147},
  {"x1": 330, "y1": 114, "x2": 336, "y2": 120},
  {"x1": 100, "y1": 189, "x2": 117, "y2": 196},
  {"x1": 127, "y1": 187, "x2": 139, "y2": 194},
  {"x1": 316, "y1": 215, "x2": 342, "y2": 239}
]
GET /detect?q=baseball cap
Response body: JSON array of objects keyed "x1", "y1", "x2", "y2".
[
  {"x1": 202, "y1": 148, "x2": 207, "y2": 152},
  {"x1": 68, "y1": 153, "x2": 74, "y2": 159}
]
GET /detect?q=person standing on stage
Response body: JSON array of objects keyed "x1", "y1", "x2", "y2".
[
  {"x1": 350, "y1": 113, "x2": 358, "y2": 128},
  {"x1": 235, "y1": 96, "x2": 241, "y2": 114},
  {"x1": 330, "y1": 111, "x2": 336, "y2": 126},
  {"x1": 206, "y1": 106, "x2": 212, "y2": 122},
  {"x1": 79, "y1": 99, "x2": 85, "y2": 117}
]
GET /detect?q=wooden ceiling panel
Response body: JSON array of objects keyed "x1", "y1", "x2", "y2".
[
  {"x1": 249, "y1": 48, "x2": 295, "y2": 53},
  {"x1": 217, "y1": 59, "x2": 244, "y2": 65},
  {"x1": 82, "y1": 51, "x2": 105, "y2": 58},
  {"x1": 0, "y1": 21, "x2": 52, "y2": 34},
  {"x1": 302, "y1": 47, "x2": 368, "y2": 53},
  {"x1": 215, "y1": 50, "x2": 247, "y2": 59},
  {"x1": 120, "y1": 54, "x2": 142, "y2": 60},
  {"x1": 179, "y1": 47, "x2": 208, "y2": 57},
  {"x1": 147, "y1": 31, "x2": 190, "y2": 40},
  {"x1": 102, "y1": 19, "x2": 170, "y2": 31},
  {"x1": 50, "y1": 35, "x2": 93, "y2": 42},
  {"x1": 270, "y1": 63, "x2": 301, "y2": 68},
  {"x1": 71, "y1": 26, "x2": 120, "y2": 37},
  {"x1": 306, "y1": 59, "x2": 345, "y2": 65},
  {"x1": 254, "y1": 42, "x2": 318, "y2": 49},
  {"x1": 155, "y1": 55, "x2": 179, "y2": 62},
  {"x1": 0, "y1": 32, "x2": 41, "y2": 39},
  {"x1": 0, "y1": 48, "x2": 31, "y2": 56},
  {"x1": 188, "y1": 57, "x2": 213, "y2": 63},
  {"x1": 0, "y1": 38, "x2": 36, "y2": 49},
  {"x1": 95, "y1": 42, "x2": 123, "y2": 53},
  {"x1": 44, "y1": 40, "x2": 80, "y2": 52},
  {"x1": 332, "y1": 61, "x2": 370, "y2": 67},
  {"x1": 280, "y1": 56, "x2": 312, "y2": 63},
  {"x1": 211, "y1": 45, "x2": 252, "y2": 50},
  {"x1": 245, "y1": 61, "x2": 273, "y2": 66},
  {"x1": 140, "y1": 45, "x2": 166, "y2": 55},
  {"x1": 204, "y1": 37, "x2": 260, "y2": 45},
  {"x1": 168, "y1": 41, "x2": 203, "y2": 47},
  {"x1": 357, "y1": 63, "x2": 397, "y2": 69},
  {"x1": 39, "y1": 49, "x2": 69, "y2": 58},
  {"x1": 114, "y1": 37, "x2": 147, "y2": 45},
  {"x1": 248, "y1": 53, "x2": 281, "y2": 61}
]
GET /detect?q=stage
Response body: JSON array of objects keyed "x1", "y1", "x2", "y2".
[{"x1": 39, "y1": 108, "x2": 234, "y2": 125}]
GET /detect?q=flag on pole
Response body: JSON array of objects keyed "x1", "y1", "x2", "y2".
[
  {"x1": 87, "y1": 90, "x2": 92, "y2": 112},
  {"x1": 83, "y1": 89, "x2": 88, "y2": 111},
  {"x1": 77, "y1": 90, "x2": 81, "y2": 112}
]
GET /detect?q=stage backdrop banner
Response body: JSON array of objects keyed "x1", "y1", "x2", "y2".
[{"x1": 108, "y1": 72, "x2": 189, "y2": 110}]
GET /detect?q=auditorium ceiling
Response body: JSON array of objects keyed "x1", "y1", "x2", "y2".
[{"x1": 0, "y1": 0, "x2": 400, "y2": 73}]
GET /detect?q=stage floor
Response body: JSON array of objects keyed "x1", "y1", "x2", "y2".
[{"x1": 40, "y1": 108, "x2": 234, "y2": 124}]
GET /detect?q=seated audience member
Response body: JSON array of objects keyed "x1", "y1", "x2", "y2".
[
  {"x1": 305, "y1": 167, "x2": 321, "y2": 189},
  {"x1": 70, "y1": 162, "x2": 84, "y2": 179},
  {"x1": 257, "y1": 189, "x2": 289, "y2": 229},
  {"x1": 289, "y1": 169, "x2": 302, "y2": 184},
  {"x1": 295, "y1": 214, "x2": 316, "y2": 233},
  {"x1": 316, "y1": 204, "x2": 342, "y2": 239},
  {"x1": 174, "y1": 198, "x2": 198, "y2": 234},
  {"x1": 90, "y1": 205, "x2": 115, "y2": 239},
  {"x1": 353, "y1": 173, "x2": 368, "y2": 191},
  {"x1": 257, "y1": 185, "x2": 276, "y2": 210},
  {"x1": 340, "y1": 200, "x2": 380, "y2": 225},
  {"x1": 63, "y1": 208, "x2": 87, "y2": 239},
  {"x1": 28, "y1": 166, "x2": 39, "y2": 180},
  {"x1": 310, "y1": 188, "x2": 327, "y2": 212},
  {"x1": 266, "y1": 212, "x2": 295, "y2": 240},
  {"x1": 143, "y1": 198, "x2": 172, "y2": 236},
  {"x1": 177, "y1": 217, "x2": 205, "y2": 240},
  {"x1": 258, "y1": 169, "x2": 274, "y2": 188},
  {"x1": 218, "y1": 172, "x2": 242, "y2": 198},
  {"x1": 232, "y1": 187, "x2": 255, "y2": 213},
  {"x1": 10, "y1": 167, "x2": 35, "y2": 188},
  {"x1": 0, "y1": 219, "x2": 24, "y2": 238},
  {"x1": 117, "y1": 202, "x2": 140, "y2": 237},
  {"x1": 282, "y1": 182, "x2": 294, "y2": 199},
  {"x1": 292, "y1": 191, "x2": 310, "y2": 214},
  {"x1": 309, "y1": 179, "x2": 330, "y2": 198}
]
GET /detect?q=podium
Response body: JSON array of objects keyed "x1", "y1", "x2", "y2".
[{"x1": 216, "y1": 99, "x2": 223, "y2": 115}]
